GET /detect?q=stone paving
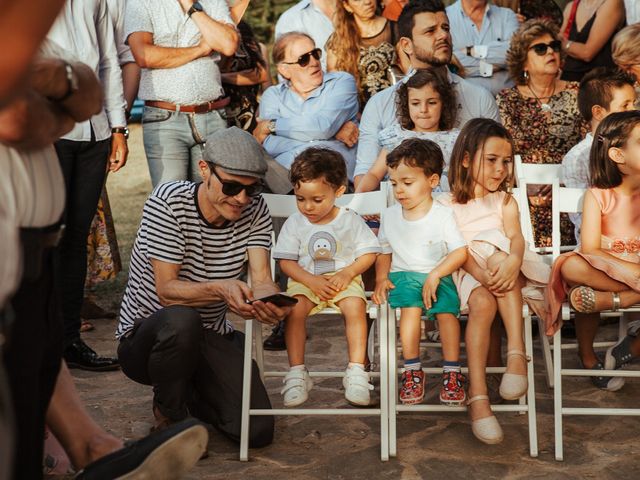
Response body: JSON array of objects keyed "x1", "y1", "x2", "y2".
[{"x1": 70, "y1": 125, "x2": 640, "y2": 479}]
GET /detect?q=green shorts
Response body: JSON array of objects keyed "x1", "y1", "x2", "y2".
[{"x1": 388, "y1": 271, "x2": 460, "y2": 321}]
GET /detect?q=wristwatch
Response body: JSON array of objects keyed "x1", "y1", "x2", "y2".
[
  {"x1": 188, "y1": 1, "x2": 204, "y2": 17},
  {"x1": 267, "y1": 120, "x2": 276, "y2": 134},
  {"x1": 111, "y1": 127, "x2": 129, "y2": 139}
]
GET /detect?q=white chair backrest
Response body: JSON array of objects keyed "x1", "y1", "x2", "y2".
[
  {"x1": 514, "y1": 154, "x2": 562, "y2": 187},
  {"x1": 262, "y1": 189, "x2": 389, "y2": 220},
  {"x1": 551, "y1": 180, "x2": 585, "y2": 259}
]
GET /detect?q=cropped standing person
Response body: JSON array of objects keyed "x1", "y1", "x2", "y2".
[
  {"x1": 446, "y1": 0, "x2": 519, "y2": 96},
  {"x1": 126, "y1": 0, "x2": 239, "y2": 187},
  {"x1": 559, "y1": 0, "x2": 625, "y2": 82},
  {"x1": 47, "y1": 0, "x2": 128, "y2": 371},
  {"x1": 275, "y1": 0, "x2": 335, "y2": 69}
]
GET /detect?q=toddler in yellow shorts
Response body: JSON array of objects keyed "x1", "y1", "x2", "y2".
[{"x1": 273, "y1": 148, "x2": 381, "y2": 407}]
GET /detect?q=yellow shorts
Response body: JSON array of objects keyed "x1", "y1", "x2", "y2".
[{"x1": 286, "y1": 275, "x2": 367, "y2": 316}]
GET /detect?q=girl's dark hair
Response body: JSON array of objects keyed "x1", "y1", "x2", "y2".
[
  {"x1": 395, "y1": 69, "x2": 458, "y2": 131},
  {"x1": 237, "y1": 21, "x2": 266, "y2": 69},
  {"x1": 449, "y1": 118, "x2": 515, "y2": 204},
  {"x1": 590, "y1": 110, "x2": 640, "y2": 189},
  {"x1": 289, "y1": 147, "x2": 347, "y2": 189}
]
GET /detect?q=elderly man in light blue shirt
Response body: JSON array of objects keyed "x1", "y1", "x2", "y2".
[
  {"x1": 274, "y1": 0, "x2": 334, "y2": 69},
  {"x1": 254, "y1": 32, "x2": 360, "y2": 180},
  {"x1": 353, "y1": 0, "x2": 500, "y2": 186},
  {"x1": 446, "y1": 0, "x2": 519, "y2": 96}
]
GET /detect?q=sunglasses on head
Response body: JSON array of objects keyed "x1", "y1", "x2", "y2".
[
  {"x1": 529, "y1": 40, "x2": 562, "y2": 56},
  {"x1": 282, "y1": 48, "x2": 322, "y2": 67},
  {"x1": 210, "y1": 166, "x2": 264, "y2": 197}
]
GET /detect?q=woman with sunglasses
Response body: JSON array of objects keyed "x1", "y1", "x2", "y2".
[
  {"x1": 496, "y1": 19, "x2": 588, "y2": 248},
  {"x1": 325, "y1": 0, "x2": 406, "y2": 109},
  {"x1": 559, "y1": 0, "x2": 625, "y2": 82}
]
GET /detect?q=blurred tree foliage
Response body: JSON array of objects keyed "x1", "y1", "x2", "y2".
[{"x1": 243, "y1": 0, "x2": 299, "y2": 44}]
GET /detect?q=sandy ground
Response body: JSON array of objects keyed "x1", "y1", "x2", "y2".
[{"x1": 74, "y1": 125, "x2": 640, "y2": 479}]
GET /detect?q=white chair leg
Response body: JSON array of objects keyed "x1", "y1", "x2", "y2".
[
  {"x1": 553, "y1": 327, "x2": 563, "y2": 461},
  {"x1": 255, "y1": 323, "x2": 265, "y2": 384},
  {"x1": 378, "y1": 305, "x2": 389, "y2": 461},
  {"x1": 240, "y1": 319, "x2": 255, "y2": 461},
  {"x1": 538, "y1": 315, "x2": 554, "y2": 388},
  {"x1": 388, "y1": 305, "x2": 397, "y2": 458},
  {"x1": 524, "y1": 309, "x2": 538, "y2": 457}
]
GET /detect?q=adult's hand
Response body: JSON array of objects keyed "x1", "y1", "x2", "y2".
[
  {"x1": 108, "y1": 133, "x2": 128, "y2": 172},
  {"x1": 219, "y1": 279, "x2": 256, "y2": 318},
  {"x1": 252, "y1": 119, "x2": 271, "y2": 144},
  {"x1": 0, "y1": 91, "x2": 74, "y2": 150},
  {"x1": 29, "y1": 59, "x2": 103, "y2": 122},
  {"x1": 334, "y1": 120, "x2": 359, "y2": 148}
]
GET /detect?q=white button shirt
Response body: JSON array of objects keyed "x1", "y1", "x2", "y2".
[{"x1": 47, "y1": 0, "x2": 127, "y2": 141}]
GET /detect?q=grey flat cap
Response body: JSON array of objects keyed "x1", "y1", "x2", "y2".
[{"x1": 203, "y1": 127, "x2": 268, "y2": 179}]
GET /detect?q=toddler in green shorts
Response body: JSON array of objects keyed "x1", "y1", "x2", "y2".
[{"x1": 372, "y1": 138, "x2": 468, "y2": 406}]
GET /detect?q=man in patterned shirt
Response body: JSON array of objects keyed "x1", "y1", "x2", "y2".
[
  {"x1": 126, "y1": 0, "x2": 239, "y2": 187},
  {"x1": 117, "y1": 127, "x2": 290, "y2": 448}
]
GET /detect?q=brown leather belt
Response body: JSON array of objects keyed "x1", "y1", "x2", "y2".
[{"x1": 144, "y1": 97, "x2": 230, "y2": 113}]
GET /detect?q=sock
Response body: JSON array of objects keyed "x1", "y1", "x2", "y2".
[
  {"x1": 404, "y1": 357, "x2": 421, "y2": 371},
  {"x1": 443, "y1": 361, "x2": 461, "y2": 373},
  {"x1": 290, "y1": 364, "x2": 306, "y2": 371},
  {"x1": 348, "y1": 362, "x2": 365, "y2": 370}
]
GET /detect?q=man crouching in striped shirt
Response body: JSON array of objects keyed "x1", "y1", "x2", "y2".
[{"x1": 116, "y1": 126, "x2": 291, "y2": 450}]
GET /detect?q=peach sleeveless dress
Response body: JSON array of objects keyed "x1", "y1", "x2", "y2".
[
  {"x1": 546, "y1": 188, "x2": 640, "y2": 335},
  {"x1": 439, "y1": 191, "x2": 550, "y2": 317}
]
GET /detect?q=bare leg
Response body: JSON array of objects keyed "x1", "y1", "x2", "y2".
[
  {"x1": 437, "y1": 313, "x2": 460, "y2": 363},
  {"x1": 561, "y1": 256, "x2": 640, "y2": 366},
  {"x1": 465, "y1": 288, "x2": 498, "y2": 421},
  {"x1": 46, "y1": 361, "x2": 122, "y2": 469},
  {"x1": 284, "y1": 296, "x2": 315, "y2": 367},
  {"x1": 486, "y1": 253, "x2": 527, "y2": 375},
  {"x1": 336, "y1": 297, "x2": 368, "y2": 364},
  {"x1": 486, "y1": 314, "x2": 503, "y2": 367},
  {"x1": 399, "y1": 307, "x2": 423, "y2": 361}
]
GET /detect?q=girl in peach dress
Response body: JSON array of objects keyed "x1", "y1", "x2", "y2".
[
  {"x1": 440, "y1": 118, "x2": 550, "y2": 445},
  {"x1": 546, "y1": 110, "x2": 640, "y2": 391}
]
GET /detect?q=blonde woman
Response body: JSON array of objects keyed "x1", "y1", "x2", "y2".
[{"x1": 613, "y1": 23, "x2": 640, "y2": 82}]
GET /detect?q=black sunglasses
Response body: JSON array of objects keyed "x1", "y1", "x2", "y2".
[
  {"x1": 210, "y1": 167, "x2": 264, "y2": 197},
  {"x1": 529, "y1": 40, "x2": 562, "y2": 56},
  {"x1": 282, "y1": 48, "x2": 322, "y2": 67}
]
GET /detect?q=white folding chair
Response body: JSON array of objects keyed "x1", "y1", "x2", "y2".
[
  {"x1": 386, "y1": 188, "x2": 538, "y2": 458},
  {"x1": 239, "y1": 190, "x2": 390, "y2": 461},
  {"x1": 514, "y1": 156, "x2": 573, "y2": 388},
  {"x1": 551, "y1": 181, "x2": 640, "y2": 460}
]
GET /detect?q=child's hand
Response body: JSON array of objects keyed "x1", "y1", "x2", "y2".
[
  {"x1": 373, "y1": 278, "x2": 394, "y2": 304},
  {"x1": 487, "y1": 255, "x2": 520, "y2": 293},
  {"x1": 328, "y1": 270, "x2": 353, "y2": 292},
  {"x1": 422, "y1": 274, "x2": 441, "y2": 310},
  {"x1": 308, "y1": 275, "x2": 340, "y2": 301}
]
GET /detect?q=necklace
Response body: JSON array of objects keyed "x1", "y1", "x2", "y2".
[{"x1": 527, "y1": 82, "x2": 556, "y2": 112}]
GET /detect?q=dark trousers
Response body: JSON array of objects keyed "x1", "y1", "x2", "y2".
[
  {"x1": 3, "y1": 248, "x2": 63, "y2": 479},
  {"x1": 54, "y1": 138, "x2": 110, "y2": 346},
  {"x1": 118, "y1": 305, "x2": 274, "y2": 448}
]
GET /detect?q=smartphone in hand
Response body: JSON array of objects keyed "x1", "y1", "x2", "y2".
[{"x1": 246, "y1": 293, "x2": 298, "y2": 307}]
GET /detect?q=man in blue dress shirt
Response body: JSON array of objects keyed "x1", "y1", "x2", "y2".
[
  {"x1": 253, "y1": 32, "x2": 360, "y2": 180},
  {"x1": 353, "y1": 0, "x2": 501, "y2": 187}
]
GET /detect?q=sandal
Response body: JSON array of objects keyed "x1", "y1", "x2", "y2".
[
  {"x1": 569, "y1": 286, "x2": 621, "y2": 314},
  {"x1": 499, "y1": 350, "x2": 529, "y2": 400},
  {"x1": 467, "y1": 395, "x2": 503, "y2": 444}
]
